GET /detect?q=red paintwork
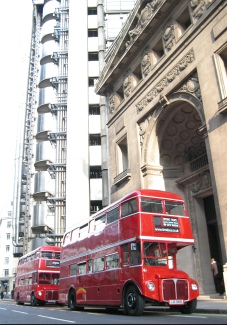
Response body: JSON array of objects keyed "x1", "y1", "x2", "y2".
[
  {"x1": 59, "y1": 189, "x2": 199, "y2": 308},
  {"x1": 14, "y1": 246, "x2": 61, "y2": 305}
]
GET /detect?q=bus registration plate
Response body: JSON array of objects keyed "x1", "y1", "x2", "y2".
[{"x1": 169, "y1": 300, "x2": 184, "y2": 305}]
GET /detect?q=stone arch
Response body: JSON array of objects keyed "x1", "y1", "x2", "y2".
[{"x1": 141, "y1": 92, "x2": 205, "y2": 190}]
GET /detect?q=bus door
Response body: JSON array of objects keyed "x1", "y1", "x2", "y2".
[
  {"x1": 92, "y1": 257, "x2": 106, "y2": 304},
  {"x1": 105, "y1": 253, "x2": 121, "y2": 304},
  {"x1": 26, "y1": 276, "x2": 33, "y2": 301},
  {"x1": 121, "y1": 243, "x2": 141, "y2": 282}
]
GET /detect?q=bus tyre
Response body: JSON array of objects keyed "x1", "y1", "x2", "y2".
[
  {"x1": 124, "y1": 285, "x2": 145, "y2": 316},
  {"x1": 31, "y1": 294, "x2": 38, "y2": 306},
  {"x1": 68, "y1": 290, "x2": 77, "y2": 311},
  {"x1": 179, "y1": 298, "x2": 197, "y2": 314}
]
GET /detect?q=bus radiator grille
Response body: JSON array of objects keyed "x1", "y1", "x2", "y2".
[
  {"x1": 162, "y1": 279, "x2": 189, "y2": 301},
  {"x1": 45, "y1": 290, "x2": 59, "y2": 301}
]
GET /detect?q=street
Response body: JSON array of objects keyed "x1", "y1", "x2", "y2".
[{"x1": 0, "y1": 300, "x2": 227, "y2": 324}]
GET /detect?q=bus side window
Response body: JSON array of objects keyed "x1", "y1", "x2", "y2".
[
  {"x1": 94, "y1": 257, "x2": 104, "y2": 272},
  {"x1": 107, "y1": 207, "x2": 119, "y2": 224},
  {"x1": 88, "y1": 260, "x2": 93, "y2": 273},
  {"x1": 122, "y1": 244, "x2": 129, "y2": 267},
  {"x1": 121, "y1": 199, "x2": 138, "y2": 217},
  {"x1": 130, "y1": 242, "x2": 141, "y2": 265},
  {"x1": 106, "y1": 253, "x2": 119, "y2": 269},
  {"x1": 95, "y1": 215, "x2": 106, "y2": 231},
  {"x1": 70, "y1": 263, "x2": 78, "y2": 276}
]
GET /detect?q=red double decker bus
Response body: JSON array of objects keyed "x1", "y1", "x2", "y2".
[
  {"x1": 14, "y1": 246, "x2": 61, "y2": 306},
  {"x1": 59, "y1": 189, "x2": 199, "y2": 316}
]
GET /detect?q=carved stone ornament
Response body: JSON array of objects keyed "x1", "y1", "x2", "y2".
[
  {"x1": 177, "y1": 72, "x2": 202, "y2": 102},
  {"x1": 126, "y1": 0, "x2": 162, "y2": 49},
  {"x1": 141, "y1": 47, "x2": 152, "y2": 78},
  {"x1": 159, "y1": 94, "x2": 170, "y2": 108},
  {"x1": 190, "y1": 170, "x2": 211, "y2": 193},
  {"x1": 163, "y1": 24, "x2": 175, "y2": 52},
  {"x1": 109, "y1": 95, "x2": 116, "y2": 114},
  {"x1": 190, "y1": 0, "x2": 206, "y2": 19},
  {"x1": 123, "y1": 74, "x2": 132, "y2": 98},
  {"x1": 136, "y1": 49, "x2": 195, "y2": 113},
  {"x1": 139, "y1": 113, "x2": 153, "y2": 147}
]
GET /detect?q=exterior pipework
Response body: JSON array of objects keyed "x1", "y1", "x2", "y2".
[{"x1": 12, "y1": 3, "x2": 42, "y2": 256}]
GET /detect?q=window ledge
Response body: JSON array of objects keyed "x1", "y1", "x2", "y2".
[{"x1": 113, "y1": 169, "x2": 131, "y2": 186}]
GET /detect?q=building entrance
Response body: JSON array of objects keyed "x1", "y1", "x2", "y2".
[{"x1": 204, "y1": 195, "x2": 222, "y2": 265}]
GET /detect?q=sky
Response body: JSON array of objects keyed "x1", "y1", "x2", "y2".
[{"x1": 0, "y1": 1, "x2": 33, "y2": 213}]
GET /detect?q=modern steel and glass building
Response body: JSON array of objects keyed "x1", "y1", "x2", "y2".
[{"x1": 12, "y1": 0, "x2": 136, "y2": 256}]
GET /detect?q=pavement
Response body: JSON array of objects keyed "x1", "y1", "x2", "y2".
[
  {"x1": 196, "y1": 293, "x2": 227, "y2": 314},
  {"x1": 1, "y1": 294, "x2": 227, "y2": 314}
]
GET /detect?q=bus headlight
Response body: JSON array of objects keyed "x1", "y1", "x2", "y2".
[
  {"x1": 146, "y1": 281, "x2": 155, "y2": 291},
  {"x1": 191, "y1": 283, "x2": 198, "y2": 291},
  {"x1": 37, "y1": 291, "x2": 43, "y2": 296}
]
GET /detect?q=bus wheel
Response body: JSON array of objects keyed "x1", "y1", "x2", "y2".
[
  {"x1": 124, "y1": 285, "x2": 145, "y2": 316},
  {"x1": 68, "y1": 290, "x2": 77, "y2": 311},
  {"x1": 16, "y1": 294, "x2": 23, "y2": 305},
  {"x1": 31, "y1": 294, "x2": 38, "y2": 307},
  {"x1": 179, "y1": 299, "x2": 197, "y2": 314}
]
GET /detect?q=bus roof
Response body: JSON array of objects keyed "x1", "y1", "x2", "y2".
[
  {"x1": 64, "y1": 189, "x2": 185, "y2": 233},
  {"x1": 18, "y1": 245, "x2": 61, "y2": 260}
]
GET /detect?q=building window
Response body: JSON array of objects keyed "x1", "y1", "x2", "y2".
[
  {"x1": 90, "y1": 166, "x2": 102, "y2": 179},
  {"x1": 88, "y1": 29, "x2": 98, "y2": 37},
  {"x1": 88, "y1": 8, "x2": 97, "y2": 15},
  {"x1": 116, "y1": 84, "x2": 124, "y2": 102},
  {"x1": 89, "y1": 134, "x2": 101, "y2": 146},
  {"x1": 175, "y1": 6, "x2": 192, "y2": 39},
  {"x1": 5, "y1": 257, "x2": 9, "y2": 264},
  {"x1": 133, "y1": 63, "x2": 142, "y2": 82},
  {"x1": 6, "y1": 245, "x2": 10, "y2": 252},
  {"x1": 151, "y1": 38, "x2": 164, "y2": 66},
  {"x1": 89, "y1": 105, "x2": 100, "y2": 115},
  {"x1": 117, "y1": 136, "x2": 129, "y2": 174},
  {"x1": 7, "y1": 211, "x2": 12, "y2": 217},
  {"x1": 89, "y1": 77, "x2": 98, "y2": 87},
  {"x1": 214, "y1": 46, "x2": 227, "y2": 100},
  {"x1": 6, "y1": 233, "x2": 10, "y2": 240},
  {"x1": 7, "y1": 221, "x2": 11, "y2": 228},
  {"x1": 88, "y1": 52, "x2": 99, "y2": 61},
  {"x1": 90, "y1": 201, "x2": 102, "y2": 213},
  {"x1": 4, "y1": 269, "x2": 9, "y2": 277}
]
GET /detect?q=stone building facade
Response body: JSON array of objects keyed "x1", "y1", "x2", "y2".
[{"x1": 96, "y1": 0, "x2": 227, "y2": 294}]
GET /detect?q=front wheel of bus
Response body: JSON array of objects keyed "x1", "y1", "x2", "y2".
[
  {"x1": 31, "y1": 294, "x2": 38, "y2": 306},
  {"x1": 179, "y1": 298, "x2": 197, "y2": 314},
  {"x1": 124, "y1": 285, "x2": 145, "y2": 316}
]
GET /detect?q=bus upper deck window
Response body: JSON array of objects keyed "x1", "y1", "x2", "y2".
[
  {"x1": 121, "y1": 199, "x2": 138, "y2": 217},
  {"x1": 141, "y1": 198, "x2": 162, "y2": 213},
  {"x1": 165, "y1": 201, "x2": 184, "y2": 215}
]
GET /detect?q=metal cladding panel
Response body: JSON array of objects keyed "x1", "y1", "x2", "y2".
[
  {"x1": 35, "y1": 141, "x2": 55, "y2": 162},
  {"x1": 43, "y1": 0, "x2": 59, "y2": 19},
  {"x1": 89, "y1": 115, "x2": 100, "y2": 133},
  {"x1": 39, "y1": 62, "x2": 58, "y2": 82},
  {"x1": 36, "y1": 113, "x2": 56, "y2": 133},
  {"x1": 30, "y1": 238, "x2": 47, "y2": 251},
  {"x1": 13, "y1": 246, "x2": 23, "y2": 258},
  {"x1": 41, "y1": 20, "x2": 56, "y2": 40},
  {"x1": 32, "y1": 202, "x2": 54, "y2": 229},
  {"x1": 41, "y1": 40, "x2": 59, "y2": 58},
  {"x1": 90, "y1": 179, "x2": 102, "y2": 200},
  {"x1": 89, "y1": 146, "x2": 102, "y2": 165},
  {"x1": 88, "y1": 15, "x2": 98, "y2": 29},
  {"x1": 38, "y1": 87, "x2": 56, "y2": 106},
  {"x1": 33, "y1": 171, "x2": 55, "y2": 194}
]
